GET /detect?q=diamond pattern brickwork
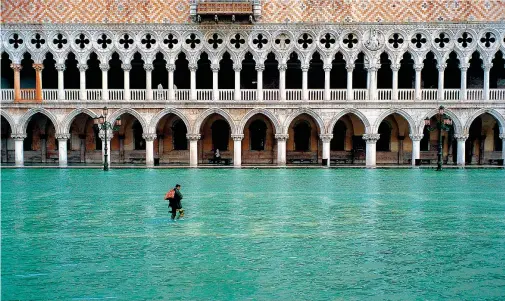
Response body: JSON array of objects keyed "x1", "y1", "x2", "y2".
[{"x1": 1, "y1": 0, "x2": 504, "y2": 24}]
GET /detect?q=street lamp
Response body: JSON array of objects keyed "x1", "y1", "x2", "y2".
[
  {"x1": 424, "y1": 105, "x2": 453, "y2": 171},
  {"x1": 94, "y1": 106, "x2": 121, "y2": 171}
]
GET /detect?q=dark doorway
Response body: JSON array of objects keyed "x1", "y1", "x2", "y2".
[
  {"x1": 249, "y1": 120, "x2": 267, "y2": 151},
  {"x1": 211, "y1": 120, "x2": 229, "y2": 151},
  {"x1": 294, "y1": 121, "x2": 311, "y2": 151}
]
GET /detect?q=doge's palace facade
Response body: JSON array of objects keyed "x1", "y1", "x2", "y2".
[{"x1": 1, "y1": 1, "x2": 504, "y2": 167}]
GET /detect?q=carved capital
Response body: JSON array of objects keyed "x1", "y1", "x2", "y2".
[
  {"x1": 233, "y1": 64, "x2": 242, "y2": 72},
  {"x1": 188, "y1": 63, "x2": 198, "y2": 72},
  {"x1": 231, "y1": 134, "x2": 244, "y2": 141},
  {"x1": 56, "y1": 133, "x2": 71, "y2": 140},
  {"x1": 301, "y1": 64, "x2": 310, "y2": 72},
  {"x1": 275, "y1": 134, "x2": 289, "y2": 141},
  {"x1": 98, "y1": 130, "x2": 113, "y2": 141},
  {"x1": 459, "y1": 62, "x2": 470, "y2": 71},
  {"x1": 409, "y1": 134, "x2": 424, "y2": 141},
  {"x1": 121, "y1": 63, "x2": 132, "y2": 71},
  {"x1": 345, "y1": 64, "x2": 355, "y2": 72},
  {"x1": 255, "y1": 64, "x2": 265, "y2": 72},
  {"x1": 320, "y1": 134, "x2": 333, "y2": 142},
  {"x1": 454, "y1": 134, "x2": 469, "y2": 141},
  {"x1": 390, "y1": 64, "x2": 401, "y2": 72},
  {"x1": 186, "y1": 133, "x2": 201, "y2": 141},
  {"x1": 55, "y1": 63, "x2": 66, "y2": 72},
  {"x1": 211, "y1": 64, "x2": 220, "y2": 72},
  {"x1": 278, "y1": 64, "x2": 287, "y2": 72},
  {"x1": 482, "y1": 63, "x2": 493, "y2": 72},
  {"x1": 10, "y1": 63, "x2": 22, "y2": 72},
  {"x1": 77, "y1": 64, "x2": 88, "y2": 72},
  {"x1": 166, "y1": 64, "x2": 176, "y2": 72},
  {"x1": 414, "y1": 63, "x2": 424, "y2": 72},
  {"x1": 32, "y1": 63, "x2": 44, "y2": 72},
  {"x1": 11, "y1": 134, "x2": 27, "y2": 140},
  {"x1": 99, "y1": 63, "x2": 110, "y2": 72},
  {"x1": 142, "y1": 133, "x2": 157, "y2": 141},
  {"x1": 363, "y1": 133, "x2": 380, "y2": 143},
  {"x1": 144, "y1": 63, "x2": 154, "y2": 72},
  {"x1": 436, "y1": 63, "x2": 447, "y2": 71},
  {"x1": 323, "y1": 64, "x2": 332, "y2": 72}
]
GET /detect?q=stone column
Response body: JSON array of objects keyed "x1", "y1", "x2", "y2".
[
  {"x1": 33, "y1": 63, "x2": 44, "y2": 102},
  {"x1": 189, "y1": 63, "x2": 197, "y2": 101},
  {"x1": 346, "y1": 64, "x2": 354, "y2": 100},
  {"x1": 10, "y1": 64, "x2": 22, "y2": 102},
  {"x1": 500, "y1": 134, "x2": 505, "y2": 166},
  {"x1": 483, "y1": 63, "x2": 492, "y2": 101},
  {"x1": 454, "y1": 134, "x2": 468, "y2": 166},
  {"x1": 301, "y1": 64, "x2": 309, "y2": 101},
  {"x1": 40, "y1": 134, "x2": 47, "y2": 163},
  {"x1": 363, "y1": 134, "x2": 380, "y2": 168},
  {"x1": 143, "y1": 133, "x2": 156, "y2": 168},
  {"x1": 118, "y1": 134, "x2": 125, "y2": 163},
  {"x1": 99, "y1": 130, "x2": 112, "y2": 166},
  {"x1": 233, "y1": 63, "x2": 242, "y2": 101},
  {"x1": 369, "y1": 66, "x2": 378, "y2": 100},
  {"x1": 398, "y1": 135, "x2": 405, "y2": 164},
  {"x1": 460, "y1": 62, "x2": 469, "y2": 101},
  {"x1": 232, "y1": 134, "x2": 244, "y2": 167},
  {"x1": 56, "y1": 63, "x2": 66, "y2": 100},
  {"x1": 187, "y1": 134, "x2": 200, "y2": 167},
  {"x1": 278, "y1": 63, "x2": 287, "y2": 101},
  {"x1": 414, "y1": 63, "x2": 423, "y2": 100},
  {"x1": 323, "y1": 64, "x2": 332, "y2": 101},
  {"x1": 320, "y1": 134, "x2": 333, "y2": 167},
  {"x1": 122, "y1": 63, "x2": 131, "y2": 101},
  {"x1": 410, "y1": 134, "x2": 423, "y2": 166},
  {"x1": 391, "y1": 64, "x2": 400, "y2": 101},
  {"x1": 99, "y1": 63, "x2": 109, "y2": 101},
  {"x1": 78, "y1": 64, "x2": 88, "y2": 100},
  {"x1": 256, "y1": 64, "x2": 264, "y2": 101},
  {"x1": 211, "y1": 63, "x2": 219, "y2": 101},
  {"x1": 57, "y1": 134, "x2": 70, "y2": 167},
  {"x1": 167, "y1": 63, "x2": 175, "y2": 101},
  {"x1": 437, "y1": 63, "x2": 446, "y2": 101},
  {"x1": 144, "y1": 63, "x2": 154, "y2": 101},
  {"x1": 13, "y1": 134, "x2": 26, "y2": 167},
  {"x1": 79, "y1": 134, "x2": 86, "y2": 163},
  {"x1": 275, "y1": 134, "x2": 288, "y2": 166}
]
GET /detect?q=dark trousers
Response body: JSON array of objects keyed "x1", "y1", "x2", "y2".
[{"x1": 169, "y1": 204, "x2": 176, "y2": 220}]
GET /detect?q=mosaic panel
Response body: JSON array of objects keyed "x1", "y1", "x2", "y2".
[{"x1": 1, "y1": 0, "x2": 504, "y2": 24}]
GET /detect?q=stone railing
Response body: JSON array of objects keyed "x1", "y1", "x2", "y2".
[{"x1": 2, "y1": 88, "x2": 505, "y2": 103}]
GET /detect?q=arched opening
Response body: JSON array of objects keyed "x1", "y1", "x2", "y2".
[
  {"x1": 155, "y1": 114, "x2": 189, "y2": 165},
  {"x1": 199, "y1": 114, "x2": 232, "y2": 164},
  {"x1": 132, "y1": 120, "x2": 145, "y2": 150},
  {"x1": 110, "y1": 113, "x2": 146, "y2": 164},
  {"x1": 376, "y1": 113, "x2": 413, "y2": 164},
  {"x1": 466, "y1": 113, "x2": 503, "y2": 165},
  {"x1": 240, "y1": 52, "x2": 256, "y2": 89},
  {"x1": 174, "y1": 52, "x2": 190, "y2": 89},
  {"x1": 490, "y1": 51, "x2": 505, "y2": 88},
  {"x1": 243, "y1": 114, "x2": 276, "y2": 165},
  {"x1": 352, "y1": 52, "x2": 367, "y2": 88},
  {"x1": 196, "y1": 52, "x2": 212, "y2": 89},
  {"x1": 1, "y1": 116, "x2": 13, "y2": 163},
  {"x1": 263, "y1": 52, "x2": 279, "y2": 88},
  {"x1": 20, "y1": 53, "x2": 35, "y2": 88},
  {"x1": 468, "y1": 51, "x2": 484, "y2": 88},
  {"x1": 152, "y1": 52, "x2": 168, "y2": 89},
  {"x1": 64, "y1": 53, "x2": 79, "y2": 89},
  {"x1": 420, "y1": 126, "x2": 430, "y2": 151},
  {"x1": 398, "y1": 52, "x2": 415, "y2": 88},
  {"x1": 287, "y1": 114, "x2": 320, "y2": 164},
  {"x1": 108, "y1": 52, "x2": 123, "y2": 89},
  {"x1": 444, "y1": 51, "x2": 460, "y2": 88},
  {"x1": 330, "y1": 114, "x2": 367, "y2": 165},
  {"x1": 218, "y1": 52, "x2": 234, "y2": 89},
  {"x1": 377, "y1": 52, "x2": 392, "y2": 88},
  {"x1": 308, "y1": 52, "x2": 324, "y2": 89},
  {"x1": 42, "y1": 53, "x2": 57, "y2": 89},
  {"x1": 130, "y1": 52, "x2": 146, "y2": 89},
  {"x1": 421, "y1": 51, "x2": 438, "y2": 88},
  {"x1": 1, "y1": 52, "x2": 14, "y2": 89},
  {"x1": 286, "y1": 52, "x2": 301, "y2": 89},
  {"x1": 23, "y1": 112, "x2": 57, "y2": 164},
  {"x1": 86, "y1": 52, "x2": 102, "y2": 89},
  {"x1": 68, "y1": 113, "x2": 98, "y2": 164},
  {"x1": 422, "y1": 115, "x2": 456, "y2": 164},
  {"x1": 330, "y1": 52, "x2": 347, "y2": 89}
]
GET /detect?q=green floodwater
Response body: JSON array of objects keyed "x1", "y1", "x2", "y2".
[{"x1": 2, "y1": 169, "x2": 505, "y2": 301}]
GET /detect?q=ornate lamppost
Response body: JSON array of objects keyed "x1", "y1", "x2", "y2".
[
  {"x1": 94, "y1": 107, "x2": 121, "y2": 171},
  {"x1": 424, "y1": 105, "x2": 453, "y2": 171}
]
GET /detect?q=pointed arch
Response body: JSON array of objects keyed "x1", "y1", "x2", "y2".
[
  {"x1": 238, "y1": 108, "x2": 281, "y2": 135},
  {"x1": 417, "y1": 108, "x2": 463, "y2": 135},
  {"x1": 193, "y1": 108, "x2": 237, "y2": 135},
  {"x1": 17, "y1": 107, "x2": 60, "y2": 135},
  {"x1": 283, "y1": 108, "x2": 324, "y2": 135},
  {"x1": 326, "y1": 108, "x2": 371, "y2": 134},
  {"x1": 149, "y1": 107, "x2": 192, "y2": 134},
  {"x1": 464, "y1": 109, "x2": 505, "y2": 135},
  {"x1": 108, "y1": 108, "x2": 148, "y2": 133},
  {"x1": 60, "y1": 108, "x2": 99, "y2": 134},
  {"x1": 373, "y1": 108, "x2": 417, "y2": 134},
  {"x1": 0, "y1": 109, "x2": 16, "y2": 133}
]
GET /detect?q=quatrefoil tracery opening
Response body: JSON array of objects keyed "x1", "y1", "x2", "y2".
[
  {"x1": 298, "y1": 33, "x2": 313, "y2": 49},
  {"x1": 208, "y1": 33, "x2": 223, "y2": 49},
  {"x1": 320, "y1": 33, "x2": 335, "y2": 49},
  {"x1": 253, "y1": 34, "x2": 268, "y2": 49},
  {"x1": 9, "y1": 33, "x2": 23, "y2": 49},
  {"x1": 53, "y1": 34, "x2": 67, "y2": 49},
  {"x1": 141, "y1": 34, "x2": 156, "y2": 49},
  {"x1": 164, "y1": 34, "x2": 179, "y2": 49},
  {"x1": 411, "y1": 33, "x2": 427, "y2": 48},
  {"x1": 185, "y1": 33, "x2": 201, "y2": 49},
  {"x1": 119, "y1": 34, "x2": 134, "y2": 49},
  {"x1": 75, "y1": 34, "x2": 90, "y2": 49},
  {"x1": 343, "y1": 33, "x2": 358, "y2": 49},
  {"x1": 31, "y1": 33, "x2": 45, "y2": 49},
  {"x1": 435, "y1": 33, "x2": 450, "y2": 48},
  {"x1": 388, "y1": 33, "x2": 404, "y2": 49},
  {"x1": 480, "y1": 32, "x2": 496, "y2": 48},
  {"x1": 97, "y1": 34, "x2": 112, "y2": 49},
  {"x1": 231, "y1": 34, "x2": 245, "y2": 49},
  {"x1": 457, "y1": 32, "x2": 473, "y2": 48}
]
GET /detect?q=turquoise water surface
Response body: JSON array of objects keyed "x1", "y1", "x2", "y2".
[{"x1": 2, "y1": 169, "x2": 505, "y2": 300}]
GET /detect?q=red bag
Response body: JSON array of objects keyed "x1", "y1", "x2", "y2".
[{"x1": 164, "y1": 189, "x2": 175, "y2": 200}]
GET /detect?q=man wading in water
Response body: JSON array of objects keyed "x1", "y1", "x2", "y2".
[{"x1": 165, "y1": 184, "x2": 183, "y2": 220}]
